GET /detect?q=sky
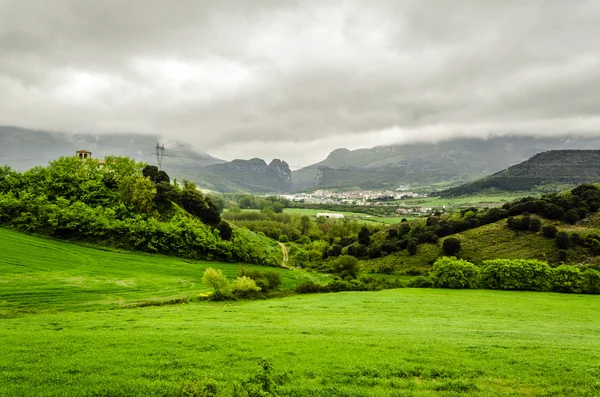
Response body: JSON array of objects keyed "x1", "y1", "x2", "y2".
[{"x1": 1, "y1": 0, "x2": 599, "y2": 168}]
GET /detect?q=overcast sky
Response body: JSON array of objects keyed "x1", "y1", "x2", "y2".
[{"x1": 1, "y1": 1, "x2": 599, "y2": 167}]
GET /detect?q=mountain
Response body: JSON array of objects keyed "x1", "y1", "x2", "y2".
[
  {"x1": 0, "y1": 125, "x2": 225, "y2": 176},
  {"x1": 190, "y1": 158, "x2": 293, "y2": 193},
  {"x1": 292, "y1": 136, "x2": 600, "y2": 191},
  {"x1": 437, "y1": 150, "x2": 600, "y2": 196}
]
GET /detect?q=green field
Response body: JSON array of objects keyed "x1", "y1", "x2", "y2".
[
  {"x1": 284, "y1": 208, "x2": 411, "y2": 224},
  {"x1": 2, "y1": 228, "x2": 600, "y2": 396},
  {"x1": 0, "y1": 228, "x2": 329, "y2": 315},
  {"x1": 397, "y1": 193, "x2": 530, "y2": 209}
]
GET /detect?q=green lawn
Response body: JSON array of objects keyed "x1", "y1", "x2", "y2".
[
  {"x1": 2, "y1": 290, "x2": 599, "y2": 396},
  {"x1": 2, "y1": 228, "x2": 600, "y2": 396},
  {"x1": 397, "y1": 193, "x2": 531, "y2": 208},
  {"x1": 0, "y1": 228, "x2": 329, "y2": 315}
]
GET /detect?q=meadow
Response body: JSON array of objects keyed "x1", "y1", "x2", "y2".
[
  {"x1": 283, "y1": 208, "x2": 410, "y2": 224},
  {"x1": 0, "y1": 228, "x2": 328, "y2": 316},
  {"x1": 2, "y1": 228, "x2": 600, "y2": 396},
  {"x1": 396, "y1": 193, "x2": 529, "y2": 209}
]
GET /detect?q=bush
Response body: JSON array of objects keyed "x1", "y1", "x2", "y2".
[
  {"x1": 239, "y1": 268, "x2": 282, "y2": 292},
  {"x1": 332, "y1": 255, "x2": 361, "y2": 279},
  {"x1": 582, "y1": 268, "x2": 600, "y2": 294},
  {"x1": 442, "y1": 237, "x2": 461, "y2": 256},
  {"x1": 407, "y1": 239, "x2": 418, "y2": 256},
  {"x1": 556, "y1": 231, "x2": 571, "y2": 250},
  {"x1": 529, "y1": 217, "x2": 542, "y2": 232},
  {"x1": 295, "y1": 281, "x2": 330, "y2": 294},
  {"x1": 570, "y1": 233, "x2": 584, "y2": 246},
  {"x1": 552, "y1": 265, "x2": 585, "y2": 293},
  {"x1": 542, "y1": 224, "x2": 558, "y2": 238},
  {"x1": 480, "y1": 259, "x2": 552, "y2": 291},
  {"x1": 431, "y1": 257, "x2": 480, "y2": 289},
  {"x1": 278, "y1": 234, "x2": 289, "y2": 243},
  {"x1": 407, "y1": 276, "x2": 433, "y2": 288},
  {"x1": 202, "y1": 267, "x2": 229, "y2": 299},
  {"x1": 230, "y1": 276, "x2": 261, "y2": 298}
]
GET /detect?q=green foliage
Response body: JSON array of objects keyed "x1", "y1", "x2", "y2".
[
  {"x1": 582, "y1": 268, "x2": 600, "y2": 294},
  {"x1": 239, "y1": 268, "x2": 282, "y2": 293},
  {"x1": 542, "y1": 224, "x2": 558, "y2": 238},
  {"x1": 181, "y1": 180, "x2": 221, "y2": 227},
  {"x1": 407, "y1": 239, "x2": 418, "y2": 256},
  {"x1": 202, "y1": 268, "x2": 229, "y2": 299},
  {"x1": 431, "y1": 257, "x2": 480, "y2": 289},
  {"x1": 407, "y1": 276, "x2": 434, "y2": 288},
  {"x1": 556, "y1": 231, "x2": 571, "y2": 250},
  {"x1": 331, "y1": 255, "x2": 360, "y2": 279},
  {"x1": 442, "y1": 237, "x2": 461, "y2": 256},
  {"x1": 552, "y1": 265, "x2": 585, "y2": 293},
  {"x1": 230, "y1": 276, "x2": 261, "y2": 299},
  {"x1": 480, "y1": 259, "x2": 552, "y2": 291},
  {"x1": 358, "y1": 226, "x2": 371, "y2": 246}
]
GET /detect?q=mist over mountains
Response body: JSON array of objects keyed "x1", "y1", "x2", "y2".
[{"x1": 2, "y1": 126, "x2": 600, "y2": 193}]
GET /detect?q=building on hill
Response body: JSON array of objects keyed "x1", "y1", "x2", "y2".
[
  {"x1": 75, "y1": 150, "x2": 105, "y2": 166},
  {"x1": 316, "y1": 212, "x2": 344, "y2": 219},
  {"x1": 76, "y1": 149, "x2": 92, "y2": 159}
]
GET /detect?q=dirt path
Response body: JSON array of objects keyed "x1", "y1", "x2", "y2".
[{"x1": 278, "y1": 242, "x2": 289, "y2": 267}]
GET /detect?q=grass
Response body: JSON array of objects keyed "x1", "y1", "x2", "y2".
[
  {"x1": 283, "y1": 207, "x2": 411, "y2": 224},
  {"x1": 397, "y1": 192, "x2": 531, "y2": 208},
  {"x1": 0, "y1": 228, "x2": 330, "y2": 316},
  {"x1": 2, "y1": 290, "x2": 600, "y2": 396},
  {"x1": 3, "y1": 228, "x2": 600, "y2": 396}
]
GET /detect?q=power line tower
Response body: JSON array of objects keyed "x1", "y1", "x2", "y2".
[{"x1": 151, "y1": 142, "x2": 166, "y2": 169}]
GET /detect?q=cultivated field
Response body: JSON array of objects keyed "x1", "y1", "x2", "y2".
[
  {"x1": 283, "y1": 208, "x2": 410, "y2": 224},
  {"x1": 2, "y1": 228, "x2": 599, "y2": 396}
]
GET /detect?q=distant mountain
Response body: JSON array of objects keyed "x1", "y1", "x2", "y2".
[
  {"x1": 0, "y1": 125, "x2": 225, "y2": 176},
  {"x1": 292, "y1": 136, "x2": 600, "y2": 191},
  {"x1": 437, "y1": 150, "x2": 600, "y2": 196},
  {"x1": 190, "y1": 158, "x2": 293, "y2": 193}
]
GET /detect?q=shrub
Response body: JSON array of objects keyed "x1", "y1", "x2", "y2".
[
  {"x1": 541, "y1": 224, "x2": 558, "y2": 238},
  {"x1": 295, "y1": 281, "x2": 330, "y2": 294},
  {"x1": 407, "y1": 239, "x2": 418, "y2": 256},
  {"x1": 202, "y1": 267, "x2": 229, "y2": 299},
  {"x1": 216, "y1": 221, "x2": 233, "y2": 241},
  {"x1": 556, "y1": 231, "x2": 571, "y2": 250},
  {"x1": 278, "y1": 234, "x2": 289, "y2": 243},
  {"x1": 230, "y1": 276, "x2": 261, "y2": 298},
  {"x1": 480, "y1": 259, "x2": 552, "y2": 291},
  {"x1": 239, "y1": 268, "x2": 282, "y2": 292},
  {"x1": 570, "y1": 233, "x2": 584, "y2": 246},
  {"x1": 332, "y1": 255, "x2": 361, "y2": 279},
  {"x1": 529, "y1": 217, "x2": 542, "y2": 232},
  {"x1": 582, "y1": 268, "x2": 600, "y2": 294},
  {"x1": 558, "y1": 249, "x2": 568, "y2": 262},
  {"x1": 552, "y1": 265, "x2": 585, "y2": 293},
  {"x1": 442, "y1": 237, "x2": 461, "y2": 256},
  {"x1": 407, "y1": 276, "x2": 433, "y2": 288},
  {"x1": 431, "y1": 257, "x2": 480, "y2": 289}
]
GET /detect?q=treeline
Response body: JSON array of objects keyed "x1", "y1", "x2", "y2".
[
  {"x1": 418, "y1": 257, "x2": 600, "y2": 294},
  {"x1": 0, "y1": 157, "x2": 280, "y2": 266}
]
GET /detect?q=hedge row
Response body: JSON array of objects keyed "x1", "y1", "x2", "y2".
[{"x1": 429, "y1": 257, "x2": 600, "y2": 294}]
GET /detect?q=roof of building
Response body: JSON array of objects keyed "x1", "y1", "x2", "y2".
[{"x1": 76, "y1": 149, "x2": 92, "y2": 153}]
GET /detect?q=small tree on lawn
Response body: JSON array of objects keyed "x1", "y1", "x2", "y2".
[{"x1": 202, "y1": 267, "x2": 229, "y2": 299}]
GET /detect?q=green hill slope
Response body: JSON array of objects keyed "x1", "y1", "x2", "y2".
[
  {"x1": 439, "y1": 150, "x2": 600, "y2": 196},
  {"x1": 0, "y1": 228, "x2": 329, "y2": 316}
]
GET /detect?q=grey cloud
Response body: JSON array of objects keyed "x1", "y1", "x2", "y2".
[{"x1": 1, "y1": 0, "x2": 599, "y2": 165}]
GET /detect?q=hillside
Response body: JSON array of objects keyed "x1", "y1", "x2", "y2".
[
  {"x1": 0, "y1": 228, "x2": 328, "y2": 316},
  {"x1": 190, "y1": 158, "x2": 293, "y2": 193},
  {"x1": 292, "y1": 136, "x2": 600, "y2": 191},
  {"x1": 438, "y1": 150, "x2": 600, "y2": 196}
]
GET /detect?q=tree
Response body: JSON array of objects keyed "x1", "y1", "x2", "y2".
[
  {"x1": 118, "y1": 176, "x2": 156, "y2": 213},
  {"x1": 332, "y1": 255, "x2": 361, "y2": 279},
  {"x1": 181, "y1": 180, "x2": 221, "y2": 227},
  {"x1": 300, "y1": 215, "x2": 311, "y2": 235},
  {"x1": 542, "y1": 224, "x2": 558, "y2": 238},
  {"x1": 407, "y1": 239, "x2": 418, "y2": 256},
  {"x1": 432, "y1": 257, "x2": 480, "y2": 289},
  {"x1": 272, "y1": 202, "x2": 284, "y2": 213},
  {"x1": 142, "y1": 165, "x2": 159, "y2": 182},
  {"x1": 443, "y1": 237, "x2": 461, "y2": 256},
  {"x1": 217, "y1": 221, "x2": 233, "y2": 241},
  {"x1": 202, "y1": 267, "x2": 229, "y2": 298},
  {"x1": 556, "y1": 231, "x2": 570, "y2": 250},
  {"x1": 358, "y1": 226, "x2": 371, "y2": 246}
]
